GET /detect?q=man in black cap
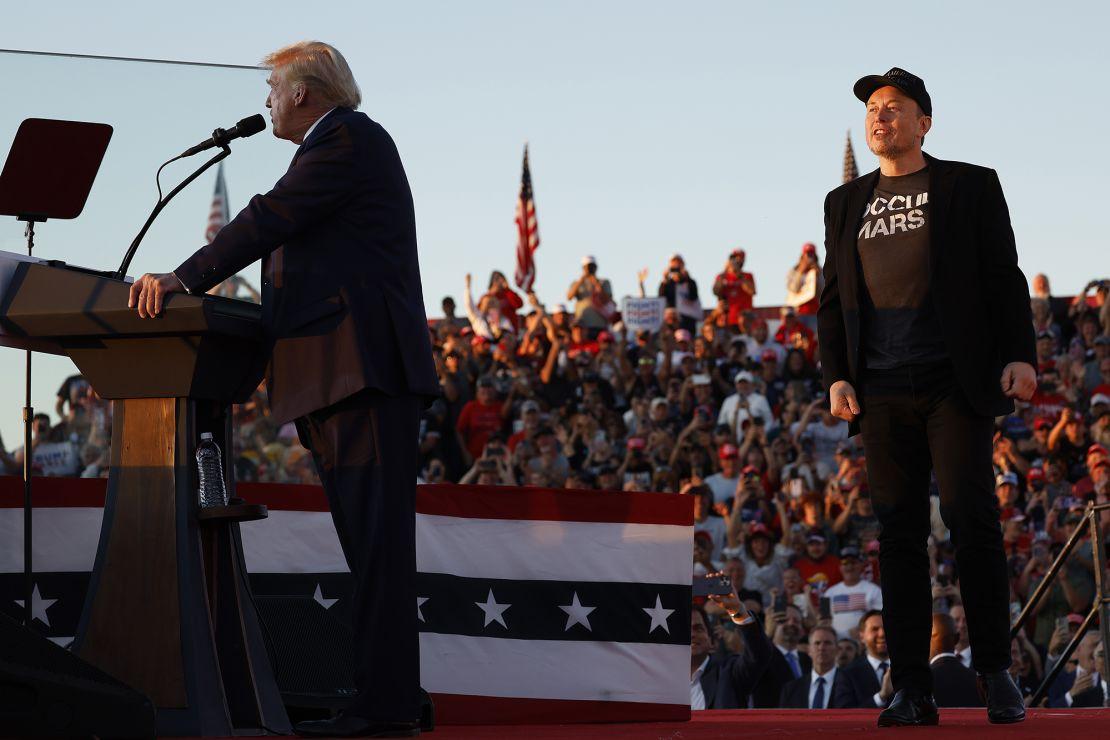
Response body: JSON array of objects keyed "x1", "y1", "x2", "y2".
[{"x1": 818, "y1": 67, "x2": 1035, "y2": 726}]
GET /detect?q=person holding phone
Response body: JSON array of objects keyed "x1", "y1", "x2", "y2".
[{"x1": 690, "y1": 585, "x2": 773, "y2": 710}]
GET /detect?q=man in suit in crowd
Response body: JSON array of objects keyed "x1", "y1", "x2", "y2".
[
  {"x1": 691, "y1": 594, "x2": 773, "y2": 710},
  {"x1": 129, "y1": 41, "x2": 438, "y2": 738},
  {"x1": 818, "y1": 67, "x2": 1034, "y2": 726},
  {"x1": 1048, "y1": 632, "x2": 1107, "y2": 708},
  {"x1": 930, "y1": 613, "x2": 982, "y2": 707},
  {"x1": 780, "y1": 626, "x2": 842, "y2": 709},
  {"x1": 832, "y1": 609, "x2": 893, "y2": 709},
  {"x1": 752, "y1": 601, "x2": 812, "y2": 707}
]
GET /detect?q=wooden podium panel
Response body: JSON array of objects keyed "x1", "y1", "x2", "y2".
[{"x1": 78, "y1": 398, "x2": 185, "y2": 707}]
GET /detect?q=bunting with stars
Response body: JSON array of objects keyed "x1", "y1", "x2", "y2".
[{"x1": 0, "y1": 478, "x2": 693, "y2": 725}]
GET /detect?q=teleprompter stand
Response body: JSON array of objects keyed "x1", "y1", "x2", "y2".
[{"x1": 0, "y1": 118, "x2": 288, "y2": 736}]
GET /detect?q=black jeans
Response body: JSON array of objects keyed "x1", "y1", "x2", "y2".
[
  {"x1": 296, "y1": 390, "x2": 423, "y2": 721},
  {"x1": 858, "y1": 361, "x2": 1010, "y2": 694}
]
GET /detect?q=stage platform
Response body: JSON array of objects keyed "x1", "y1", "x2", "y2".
[{"x1": 429, "y1": 708, "x2": 1109, "y2": 738}]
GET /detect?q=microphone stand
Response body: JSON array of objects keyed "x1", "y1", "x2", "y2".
[{"x1": 116, "y1": 145, "x2": 230, "y2": 280}]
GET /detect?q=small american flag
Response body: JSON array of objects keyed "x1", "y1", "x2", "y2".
[
  {"x1": 842, "y1": 130, "x2": 859, "y2": 184},
  {"x1": 513, "y1": 145, "x2": 540, "y2": 292},
  {"x1": 205, "y1": 162, "x2": 229, "y2": 243},
  {"x1": 832, "y1": 592, "x2": 868, "y2": 613}
]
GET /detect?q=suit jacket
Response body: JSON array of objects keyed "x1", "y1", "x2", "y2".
[
  {"x1": 779, "y1": 668, "x2": 842, "y2": 709},
  {"x1": 1048, "y1": 670, "x2": 1107, "y2": 708},
  {"x1": 830, "y1": 656, "x2": 883, "y2": 708},
  {"x1": 699, "y1": 621, "x2": 774, "y2": 709},
  {"x1": 175, "y1": 108, "x2": 439, "y2": 423},
  {"x1": 752, "y1": 646, "x2": 812, "y2": 708},
  {"x1": 930, "y1": 655, "x2": 983, "y2": 707},
  {"x1": 817, "y1": 154, "x2": 1035, "y2": 430}
]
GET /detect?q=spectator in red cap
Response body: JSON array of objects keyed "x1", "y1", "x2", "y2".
[
  {"x1": 463, "y1": 273, "x2": 513, "y2": 341},
  {"x1": 775, "y1": 306, "x2": 817, "y2": 363},
  {"x1": 658, "y1": 253, "x2": 702, "y2": 333},
  {"x1": 706, "y1": 443, "x2": 742, "y2": 505},
  {"x1": 482, "y1": 270, "x2": 524, "y2": 331},
  {"x1": 743, "y1": 318, "x2": 784, "y2": 367},
  {"x1": 734, "y1": 522, "x2": 789, "y2": 597},
  {"x1": 713, "y1": 249, "x2": 756, "y2": 328},
  {"x1": 786, "y1": 243, "x2": 823, "y2": 320},
  {"x1": 794, "y1": 528, "x2": 842, "y2": 602}
]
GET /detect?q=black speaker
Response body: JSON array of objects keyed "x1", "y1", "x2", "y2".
[
  {"x1": 254, "y1": 594, "x2": 357, "y2": 709},
  {"x1": 254, "y1": 595, "x2": 434, "y2": 731},
  {"x1": 0, "y1": 612, "x2": 156, "y2": 738}
]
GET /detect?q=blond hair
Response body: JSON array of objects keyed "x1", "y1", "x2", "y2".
[{"x1": 262, "y1": 41, "x2": 361, "y2": 109}]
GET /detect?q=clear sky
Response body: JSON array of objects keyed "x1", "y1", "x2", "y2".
[{"x1": 0, "y1": 1, "x2": 1107, "y2": 444}]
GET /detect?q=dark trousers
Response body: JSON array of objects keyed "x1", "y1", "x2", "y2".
[
  {"x1": 858, "y1": 362, "x2": 1010, "y2": 694},
  {"x1": 296, "y1": 390, "x2": 423, "y2": 721}
]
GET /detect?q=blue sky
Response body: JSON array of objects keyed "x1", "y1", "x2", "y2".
[{"x1": 0, "y1": 1, "x2": 1106, "y2": 444}]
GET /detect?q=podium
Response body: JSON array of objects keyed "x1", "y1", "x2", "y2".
[{"x1": 0, "y1": 253, "x2": 291, "y2": 736}]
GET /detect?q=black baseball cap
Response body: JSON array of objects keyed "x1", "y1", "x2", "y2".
[{"x1": 854, "y1": 67, "x2": 932, "y2": 116}]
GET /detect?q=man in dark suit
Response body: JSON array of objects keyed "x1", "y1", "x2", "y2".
[
  {"x1": 691, "y1": 597, "x2": 773, "y2": 710},
  {"x1": 831, "y1": 610, "x2": 892, "y2": 709},
  {"x1": 130, "y1": 41, "x2": 438, "y2": 738},
  {"x1": 1048, "y1": 632, "x2": 1107, "y2": 708},
  {"x1": 752, "y1": 602, "x2": 811, "y2": 707},
  {"x1": 780, "y1": 626, "x2": 842, "y2": 709},
  {"x1": 929, "y1": 613, "x2": 982, "y2": 707},
  {"x1": 818, "y1": 67, "x2": 1034, "y2": 727}
]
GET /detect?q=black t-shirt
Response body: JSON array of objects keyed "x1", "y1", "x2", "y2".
[{"x1": 857, "y1": 167, "x2": 947, "y2": 370}]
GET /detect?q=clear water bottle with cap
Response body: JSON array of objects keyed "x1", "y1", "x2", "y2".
[{"x1": 196, "y1": 432, "x2": 228, "y2": 508}]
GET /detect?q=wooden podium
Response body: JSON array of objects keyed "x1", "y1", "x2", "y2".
[{"x1": 0, "y1": 254, "x2": 291, "y2": 736}]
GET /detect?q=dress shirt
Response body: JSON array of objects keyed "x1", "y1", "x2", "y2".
[
  {"x1": 808, "y1": 666, "x2": 837, "y2": 709},
  {"x1": 778, "y1": 645, "x2": 802, "y2": 679},
  {"x1": 957, "y1": 646, "x2": 972, "y2": 668},
  {"x1": 691, "y1": 656, "x2": 710, "y2": 710},
  {"x1": 302, "y1": 107, "x2": 336, "y2": 143},
  {"x1": 866, "y1": 652, "x2": 890, "y2": 707},
  {"x1": 930, "y1": 651, "x2": 958, "y2": 665}
]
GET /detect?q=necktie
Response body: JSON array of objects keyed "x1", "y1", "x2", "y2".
[
  {"x1": 878, "y1": 661, "x2": 889, "y2": 684},
  {"x1": 812, "y1": 676, "x2": 826, "y2": 709},
  {"x1": 786, "y1": 652, "x2": 801, "y2": 678}
]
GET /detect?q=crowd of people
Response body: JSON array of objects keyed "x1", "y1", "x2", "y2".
[{"x1": 4, "y1": 249, "x2": 1109, "y2": 710}]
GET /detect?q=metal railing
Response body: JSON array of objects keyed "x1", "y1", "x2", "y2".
[{"x1": 1011, "y1": 501, "x2": 1110, "y2": 707}]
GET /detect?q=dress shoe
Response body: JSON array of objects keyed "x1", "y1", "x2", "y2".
[
  {"x1": 295, "y1": 714, "x2": 420, "y2": 738},
  {"x1": 977, "y1": 670, "x2": 1026, "y2": 724},
  {"x1": 877, "y1": 689, "x2": 940, "y2": 727}
]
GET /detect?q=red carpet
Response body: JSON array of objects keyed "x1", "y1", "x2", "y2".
[{"x1": 430, "y1": 708, "x2": 1109, "y2": 738}]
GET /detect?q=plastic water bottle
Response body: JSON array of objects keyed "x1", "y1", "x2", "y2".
[{"x1": 196, "y1": 432, "x2": 228, "y2": 508}]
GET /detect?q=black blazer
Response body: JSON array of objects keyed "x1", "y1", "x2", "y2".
[
  {"x1": 1048, "y1": 670, "x2": 1107, "y2": 708},
  {"x1": 752, "y1": 647, "x2": 812, "y2": 708},
  {"x1": 930, "y1": 655, "x2": 983, "y2": 707},
  {"x1": 830, "y1": 656, "x2": 883, "y2": 708},
  {"x1": 817, "y1": 154, "x2": 1035, "y2": 428},
  {"x1": 698, "y1": 621, "x2": 773, "y2": 709},
  {"x1": 779, "y1": 668, "x2": 843, "y2": 709},
  {"x1": 175, "y1": 108, "x2": 439, "y2": 423}
]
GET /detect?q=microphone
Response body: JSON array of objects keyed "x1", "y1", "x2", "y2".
[{"x1": 179, "y1": 114, "x2": 266, "y2": 158}]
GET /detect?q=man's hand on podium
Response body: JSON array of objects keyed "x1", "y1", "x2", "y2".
[{"x1": 129, "y1": 273, "x2": 186, "y2": 318}]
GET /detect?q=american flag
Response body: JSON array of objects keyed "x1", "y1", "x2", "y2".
[
  {"x1": 205, "y1": 162, "x2": 229, "y2": 243},
  {"x1": 831, "y1": 592, "x2": 869, "y2": 613},
  {"x1": 513, "y1": 145, "x2": 540, "y2": 292},
  {"x1": 842, "y1": 130, "x2": 859, "y2": 184}
]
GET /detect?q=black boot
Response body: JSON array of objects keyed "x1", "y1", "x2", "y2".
[
  {"x1": 877, "y1": 689, "x2": 940, "y2": 727},
  {"x1": 977, "y1": 671, "x2": 1026, "y2": 724}
]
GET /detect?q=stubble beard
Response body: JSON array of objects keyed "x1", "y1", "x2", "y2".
[{"x1": 868, "y1": 134, "x2": 914, "y2": 160}]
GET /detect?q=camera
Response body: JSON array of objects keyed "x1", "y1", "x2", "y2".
[{"x1": 586, "y1": 263, "x2": 598, "y2": 275}]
